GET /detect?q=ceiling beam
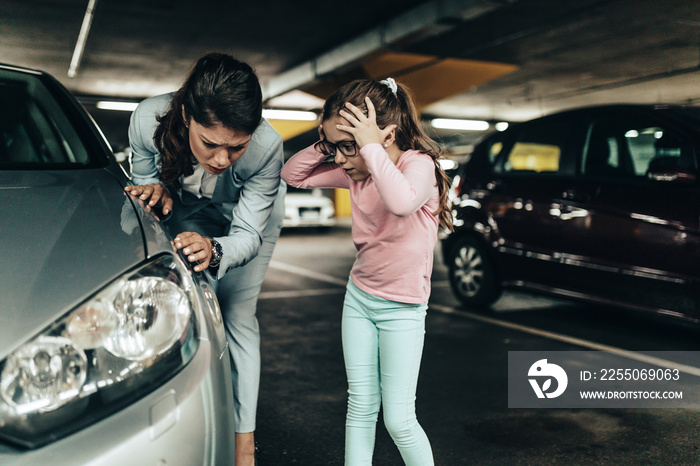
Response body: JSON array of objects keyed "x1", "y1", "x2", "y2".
[{"x1": 261, "y1": 0, "x2": 518, "y2": 100}]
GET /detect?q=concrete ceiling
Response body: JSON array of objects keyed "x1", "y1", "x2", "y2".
[{"x1": 2, "y1": 0, "x2": 699, "y2": 150}]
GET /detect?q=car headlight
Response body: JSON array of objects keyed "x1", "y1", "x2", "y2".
[{"x1": 0, "y1": 254, "x2": 200, "y2": 448}]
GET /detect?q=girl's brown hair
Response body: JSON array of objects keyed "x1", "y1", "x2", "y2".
[{"x1": 321, "y1": 79, "x2": 453, "y2": 231}]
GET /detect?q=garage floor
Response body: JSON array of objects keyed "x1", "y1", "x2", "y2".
[{"x1": 254, "y1": 222, "x2": 700, "y2": 465}]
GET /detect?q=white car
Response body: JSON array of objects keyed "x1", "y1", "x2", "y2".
[{"x1": 283, "y1": 187, "x2": 336, "y2": 228}]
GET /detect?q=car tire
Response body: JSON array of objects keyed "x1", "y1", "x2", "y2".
[{"x1": 447, "y1": 236, "x2": 501, "y2": 309}]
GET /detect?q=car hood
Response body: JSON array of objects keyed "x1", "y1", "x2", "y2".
[{"x1": 0, "y1": 169, "x2": 149, "y2": 358}]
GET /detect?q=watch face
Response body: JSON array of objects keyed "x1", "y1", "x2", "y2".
[
  {"x1": 212, "y1": 240, "x2": 222, "y2": 260},
  {"x1": 207, "y1": 238, "x2": 222, "y2": 267}
]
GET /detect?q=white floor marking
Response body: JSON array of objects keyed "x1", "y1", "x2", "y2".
[
  {"x1": 268, "y1": 260, "x2": 348, "y2": 286},
  {"x1": 429, "y1": 303, "x2": 700, "y2": 377},
  {"x1": 258, "y1": 288, "x2": 346, "y2": 300},
  {"x1": 268, "y1": 260, "x2": 700, "y2": 376}
]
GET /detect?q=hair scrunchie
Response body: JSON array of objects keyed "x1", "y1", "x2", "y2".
[{"x1": 379, "y1": 77, "x2": 398, "y2": 95}]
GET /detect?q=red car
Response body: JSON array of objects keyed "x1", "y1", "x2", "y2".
[{"x1": 442, "y1": 104, "x2": 700, "y2": 323}]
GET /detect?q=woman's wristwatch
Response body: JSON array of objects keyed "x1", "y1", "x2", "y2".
[{"x1": 206, "y1": 237, "x2": 223, "y2": 268}]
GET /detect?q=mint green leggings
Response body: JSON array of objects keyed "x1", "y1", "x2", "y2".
[{"x1": 341, "y1": 279, "x2": 434, "y2": 466}]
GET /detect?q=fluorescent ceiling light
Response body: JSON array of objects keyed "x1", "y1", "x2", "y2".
[
  {"x1": 67, "y1": 0, "x2": 98, "y2": 78},
  {"x1": 263, "y1": 109, "x2": 318, "y2": 121},
  {"x1": 495, "y1": 122, "x2": 509, "y2": 132},
  {"x1": 431, "y1": 118, "x2": 489, "y2": 131},
  {"x1": 265, "y1": 90, "x2": 325, "y2": 109},
  {"x1": 96, "y1": 101, "x2": 139, "y2": 112}
]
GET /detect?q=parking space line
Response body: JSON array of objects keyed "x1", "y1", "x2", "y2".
[
  {"x1": 268, "y1": 260, "x2": 348, "y2": 286},
  {"x1": 429, "y1": 303, "x2": 700, "y2": 376},
  {"x1": 258, "y1": 288, "x2": 346, "y2": 300},
  {"x1": 266, "y1": 260, "x2": 700, "y2": 375}
]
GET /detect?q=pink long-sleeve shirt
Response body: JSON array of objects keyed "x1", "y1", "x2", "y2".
[{"x1": 281, "y1": 143, "x2": 439, "y2": 304}]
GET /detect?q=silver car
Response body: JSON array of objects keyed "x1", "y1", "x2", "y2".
[{"x1": 0, "y1": 64, "x2": 235, "y2": 463}]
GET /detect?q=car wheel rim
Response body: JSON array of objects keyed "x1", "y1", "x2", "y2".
[{"x1": 453, "y1": 245, "x2": 484, "y2": 298}]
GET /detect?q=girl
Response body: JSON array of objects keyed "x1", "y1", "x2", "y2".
[
  {"x1": 281, "y1": 78, "x2": 452, "y2": 466},
  {"x1": 124, "y1": 52, "x2": 285, "y2": 466}
]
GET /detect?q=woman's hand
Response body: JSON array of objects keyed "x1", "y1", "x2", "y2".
[
  {"x1": 337, "y1": 96, "x2": 396, "y2": 150},
  {"x1": 124, "y1": 183, "x2": 173, "y2": 215},
  {"x1": 174, "y1": 232, "x2": 212, "y2": 272}
]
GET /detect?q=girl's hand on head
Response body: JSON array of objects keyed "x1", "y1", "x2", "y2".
[
  {"x1": 173, "y1": 232, "x2": 212, "y2": 272},
  {"x1": 124, "y1": 183, "x2": 173, "y2": 215},
  {"x1": 337, "y1": 96, "x2": 396, "y2": 150}
]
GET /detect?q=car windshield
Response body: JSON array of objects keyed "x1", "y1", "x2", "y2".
[{"x1": 0, "y1": 68, "x2": 96, "y2": 169}]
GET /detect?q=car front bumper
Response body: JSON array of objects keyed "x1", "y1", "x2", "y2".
[{"x1": 0, "y1": 334, "x2": 235, "y2": 466}]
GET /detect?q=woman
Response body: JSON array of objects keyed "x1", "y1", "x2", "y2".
[
  {"x1": 124, "y1": 52, "x2": 285, "y2": 466},
  {"x1": 281, "y1": 78, "x2": 452, "y2": 465}
]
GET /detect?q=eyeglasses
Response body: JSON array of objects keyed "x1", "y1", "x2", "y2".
[{"x1": 314, "y1": 139, "x2": 358, "y2": 160}]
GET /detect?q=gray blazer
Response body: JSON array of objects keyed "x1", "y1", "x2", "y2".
[{"x1": 128, "y1": 93, "x2": 285, "y2": 279}]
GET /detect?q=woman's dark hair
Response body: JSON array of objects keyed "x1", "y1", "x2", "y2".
[
  {"x1": 154, "y1": 52, "x2": 263, "y2": 186},
  {"x1": 322, "y1": 79, "x2": 454, "y2": 231}
]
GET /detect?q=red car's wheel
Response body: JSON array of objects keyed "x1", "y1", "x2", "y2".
[{"x1": 447, "y1": 236, "x2": 501, "y2": 308}]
